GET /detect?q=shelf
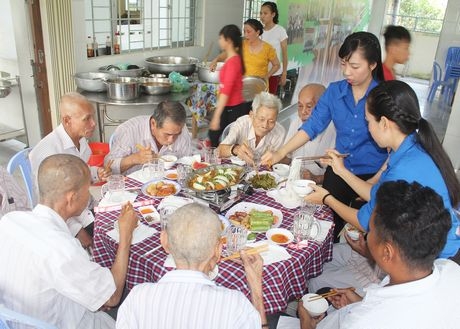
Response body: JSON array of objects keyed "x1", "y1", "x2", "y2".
[{"x1": 0, "y1": 123, "x2": 25, "y2": 142}]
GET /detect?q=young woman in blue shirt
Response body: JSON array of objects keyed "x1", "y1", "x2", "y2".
[
  {"x1": 308, "y1": 80, "x2": 460, "y2": 260},
  {"x1": 262, "y1": 32, "x2": 388, "y2": 239}
]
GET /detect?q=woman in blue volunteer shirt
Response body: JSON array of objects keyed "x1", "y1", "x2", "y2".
[
  {"x1": 262, "y1": 32, "x2": 388, "y2": 240},
  {"x1": 308, "y1": 80, "x2": 460, "y2": 259}
]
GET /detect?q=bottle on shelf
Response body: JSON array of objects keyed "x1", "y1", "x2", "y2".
[
  {"x1": 93, "y1": 36, "x2": 99, "y2": 57},
  {"x1": 105, "y1": 36, "x2": 112, "y2": 55},
  {"x1": 114, "y1": 31, "x2": 121, "y2": 54},
  {"x1": 86, "y1": 36, "x2": 94, "y2": 58}
]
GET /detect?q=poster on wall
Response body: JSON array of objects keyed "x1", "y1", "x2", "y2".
[{"x1": 278, "y1": 0, "x2": 372, "y2": 86}]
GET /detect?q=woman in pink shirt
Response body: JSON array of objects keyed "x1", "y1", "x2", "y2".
[{"x1": 208, "y1": 25, "x2": 252, "y2": 147}]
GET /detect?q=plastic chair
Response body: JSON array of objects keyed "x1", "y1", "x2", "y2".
[
  {"x1": 6, "y1": 148, "x2": 35, "y2": 207},
  {"x1": 0, "y1": 305, "x2": 57, "y2": 329},
  {"x1": 444, "y1": 63, "x2": 460, "y2": 105},
  {"x1": 427, "y1": 61, "x2": 453, "y2": 104},
  {"x1": 220, "y1": 122, "x2": 234, "y2": 143},
  {"x1": 445, "y1": 47, "x2": 460, "y2": 67},
  {"x1": 109, "y1": 133, "x2": 116, "y2": 150}
]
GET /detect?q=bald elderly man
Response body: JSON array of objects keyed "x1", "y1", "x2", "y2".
[
  {"x1": 0, "y1": 154, "x2": 137, "y2": 329},
  {"x1": 30, "y1": 92, "x2": 111, "y2": 246},
  {"x1": 283, "y1": 84, "x2": 336, "y2": 183}
]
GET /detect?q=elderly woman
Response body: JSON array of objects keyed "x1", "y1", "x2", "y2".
[{"x1": 218, "y1": 92, "x2": 285, "y2": 165}]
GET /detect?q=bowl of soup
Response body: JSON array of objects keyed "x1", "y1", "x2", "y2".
[{"x1": 266, "y1": 228, "x2": 294, "y2": 245}]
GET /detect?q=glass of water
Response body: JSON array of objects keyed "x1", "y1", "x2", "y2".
[{"x1": 225, "y1": 226, "x2": 248, "y2": 256}]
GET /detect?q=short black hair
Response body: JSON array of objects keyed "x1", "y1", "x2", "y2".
[
  {"x1": 150, "y1": 101, "x2": 186, "y2": 128},
  {"x1": 373, "y1": 181, "x2": 451, "y2": 271},
  {"x1": 383, "y1": 25, "x2": 411, "y2": 48}
]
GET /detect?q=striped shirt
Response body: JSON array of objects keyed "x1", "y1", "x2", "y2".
[
  {"x1": 106, "y1": 115, "x2": 192, "y2": 175},
  {"x1": 0, "y1": 205, "x2": 115, "y2": 329},
  {"x1": 116, "y1": 270, "x2": 261, "y2": 329}
]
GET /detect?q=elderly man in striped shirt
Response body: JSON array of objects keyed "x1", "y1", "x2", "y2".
[{"x1": 117, "y1": 203, "x2": 268, "y2": 329}]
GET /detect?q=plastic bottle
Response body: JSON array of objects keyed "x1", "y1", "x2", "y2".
[
  {"x1": 114, "y1": 32, "x2": 121, "y2": 54},
  {"x1": 93, "y1": 36, "x2": 99, "y2": 57},
  {"x1": 87, "y1": 36, "x2": 94, "y2": 58},
  {"x1": 105, "y1": 36, "x2": 112, "y2": 55}
]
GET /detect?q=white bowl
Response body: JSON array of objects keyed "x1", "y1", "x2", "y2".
[
  {"x1": 230, "y1": 156, "x2": 246, "y2": 166},
  {"x1": 272, "y1": 164, "x2": 290, "y2": 177},
  {"x1": 266, "y1": 228, "x2": 294, "y2": 245},
  {"x1": 345, "y1": 223, "x2": 361, "y2": 240},
  {"x1": 161, "y1": 155, "x2": 177, "y2": 170},
  {"x1": 292, "y1": 179, "x2": 316, "y2": 196},
  {"x1": 301, "y1": 293, "x2": 329, "y2": 317}
]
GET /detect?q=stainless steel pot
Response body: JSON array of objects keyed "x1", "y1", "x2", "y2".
[
  {"x1": 139, "y1": 77, "x2": 171, "y2": 95},
  {"x1": 103, "y1": 77, "x2": 140, "y2": 101},
  {"x1": 74, "y1": 72, "x2": 114, "y2": 92},
  {"x1": 197, "y1": 62, "x2": 224, "y2": 83},
  {"x1": 98, "y1": 65, "x2": 146, "y2": 77},
  {"x1": 0, "y1": 80, "x2": 12, "y2": 98},
  {"x1": 145, "y1": 56, "x2": 199, "y2": 76}
]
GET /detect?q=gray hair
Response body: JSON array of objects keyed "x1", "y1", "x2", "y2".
[
  {"x1": 251, "y1": 91, "x2": 282, "y2": 115},
  {"x1": 59, "y1": 92, "x2": 92, "y2": 117},
  {"x1": 151, "y1": 101, "x2": 186, "y2": 128},
  {"x1": 38, "y1": 154, "x2": 90, "y2": 203},
  {"x1": 166, "y1": 203, "x2": 221, "y2": 265}
]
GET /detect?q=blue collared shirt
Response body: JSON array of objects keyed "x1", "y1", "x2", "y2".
[
  {"x1": 301, "y1": 79, "x2": 387, "y2": 175},
  {"x1": 358, "y1": 133, "x2": 460, "y2": 258}
]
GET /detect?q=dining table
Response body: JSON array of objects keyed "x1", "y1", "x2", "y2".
[{"x1": 92, "y1": 172, "x2": 335, "y2": 314}]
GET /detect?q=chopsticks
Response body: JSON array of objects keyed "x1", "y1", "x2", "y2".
[
  {"x1": 296, "y1": 153, "x2": 350, "y2": 161},
  {"x1": 220, "y1": 243, "x2": 269, "y2": 262},
  {"x1": 104, "y1": 159, "x2": 114, "y2": 172},
  {"x1": 308, "y1": 287, "x2": 355, "y2": 301}
]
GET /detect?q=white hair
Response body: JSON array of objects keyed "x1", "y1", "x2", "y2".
[
  {"x1": 251, "y1": 91, "x2": 282, "y2": 115},
  {"x1": 166, "y1": 203, "x2": 221, "y2": 265}
]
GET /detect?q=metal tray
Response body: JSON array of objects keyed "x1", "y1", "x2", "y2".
[{"x1": 185, "y1": 164, "x2": 247, "y2": 192}]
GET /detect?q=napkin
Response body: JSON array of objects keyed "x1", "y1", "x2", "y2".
[
  {"x1": 266, "y1": 188, "x2": 302, "y2": 209},
  {"x1": 157, "y1": 195, "x2": 193, "y2": 210},
  {"x1": 246, "y1": 240, "x2": 292, "y2": 265},
  {"x1": 98, "y1": 191, "x2": 138, "y2": 207},
  {"x1": 276, "y1": 316, "x2": 300, "y2": 329},
  {"x1": 127, "y1": 170, "x2": 151, "y2": 184},
  {"x1": 106, "y1": 223, "x2": 158, "y2": 245},
  {"x1": 287, "y1": 219, "x2": 333, "y2": 249}
]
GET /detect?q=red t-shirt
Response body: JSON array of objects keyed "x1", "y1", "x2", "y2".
[
  {"x1": 383, "y1": 64, "x2": 395, "y2": 81},
  {"x1": 219, "y1": 55, "x2": 244, "y2": 106}
]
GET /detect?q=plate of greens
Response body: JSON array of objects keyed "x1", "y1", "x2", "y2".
[{"x1": 245, "y1": 171, "x2": 281, "y2": 191}]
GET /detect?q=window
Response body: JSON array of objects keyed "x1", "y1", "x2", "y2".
[
  {"x1": 85, "y1": 0, "x2": 202, "y2": 54},
  {"x1": 243, "y1": 0, "x2": 266, "y2": 22}
]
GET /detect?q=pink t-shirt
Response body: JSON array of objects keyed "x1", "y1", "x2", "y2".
[{"x1": 219, "y1": 55, "x2": 244, "y2": 106}]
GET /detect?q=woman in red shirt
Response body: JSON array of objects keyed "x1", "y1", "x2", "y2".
[{"x1": 208, "y1": 25, "x2": 252, "y2": 147}]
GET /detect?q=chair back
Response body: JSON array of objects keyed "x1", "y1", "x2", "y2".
[
  {"x1": 6, "y1": 148, "x2": 35, "y2": 207},
  {"x1": 0, "y1": 305, "x2": 57, "y2": 329},
  {"x1": 446, "y1": 47, "x2": 460, "y2": 67},
  {"x1": 220, "y1": 122, "x2": 234, "y2": 143},
  {"x1": 433, "y1": 61, "x2": 443, "y2": 82}
]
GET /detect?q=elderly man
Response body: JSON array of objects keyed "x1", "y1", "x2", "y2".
[
  {"x1": 218, "y1": 91, "x2": 285, "y2": 165},
  {"x1": 106, "y1": 101, "x2": 192, "y2": 175},
  {"x1": 284, "y1": 84, "x2": 335, "y2": 183},
  {"x1": 284, "y1": 181, "x2": 460, "y2": 329},
  {"x1": 30, "y1": 92, "x2": 110, "y2": 246},
  {"x1": 0, "y1": 154, "x2": 138, "y2": 329},
  {"x1": 116, "y1": 203, "x2": 267, "y2": 329}
]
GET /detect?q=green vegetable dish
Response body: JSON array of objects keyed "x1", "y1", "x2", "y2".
[{"x1": 249, "y1": 173, "x2": 277, "y2": 190}]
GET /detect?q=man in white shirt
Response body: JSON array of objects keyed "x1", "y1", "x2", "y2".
[
  {"x1": 0, "y1": 154, "x2": 138, "y2": 329},
  {"x1": 29, "y1": 92, "x2": 111, "y2": 247},
  {"x1": 294, "y1": 181, "x2": 460, "y2": 329},
  {"x1": 219, "y1": 91, "x2": 285, "y2": 165},
  {"x1": 284, "y1": 84, "x2": 335, "y2": 183},
  {"x1": 116, "y1": 203, "x2": 267, "y2": 329},
  {"x1": 105, "y1": 101, "x2": 192, "y2": 175}
]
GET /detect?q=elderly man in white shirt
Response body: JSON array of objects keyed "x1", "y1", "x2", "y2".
[
  {"x1": 284, "y1": 84, "x2": 335, "y2": 183},
  {"x1": 218, "y1": 92, "x2": 285, "y2": 165},
  {"x1": 286, "y1": 181, "x2": 460, "y2": 329},
  {"x1": 106, "y1": 101, "x2": 192, "y2": 175},
  {"x1": 116, "y1": 203, "x2": 267, "y2": 329},
  {"x1": 29, "y1": 92, "x2": 111, "y2": 247},
  {"x1": 0, "y1": 154, "x2": 138, "y2": 329}
]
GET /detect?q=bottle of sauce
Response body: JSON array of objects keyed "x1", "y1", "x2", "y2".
[
  {"x1": 105, "y1": 36, "x2": 112, "y2": 55},
  {"x1": 87, "y1": 36, "x2": 94, "y2": 58},
  {"x1": 93, "y1": 36, "x2": 99, "y2": 57},
  {"x1": 114, "y1": 32, "x2": 121, "y2": 54}
]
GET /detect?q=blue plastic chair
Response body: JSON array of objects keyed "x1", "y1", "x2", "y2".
[
  {"x1": 6, "y1": 148, "x2": 35, "y2": 207},
  {"x1": 0, "y1": 305, "x2": 57, "y2": 329},
  {"x1": 445, "y1": 47, "x2": 460, "y2": 67},
  {"x1": 427, "y1": 61, "x2": 453, "y2": 104}
]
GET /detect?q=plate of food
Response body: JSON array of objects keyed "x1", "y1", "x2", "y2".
[
  {"x1": 138, "y1": 205, "x2": 160, "y2": 223},
  {"x1": 186, "y1": 164, "x2": 246, "y2": 192},
  {"x1": 246, "y1": 171, "x2": 281, "y2": 191},
  {"x1": 141, "y1": 179, "x2": 181, "y2": 198},
  {"x1": 225, "y1": 202, "x2": 282, "y2": 232}
]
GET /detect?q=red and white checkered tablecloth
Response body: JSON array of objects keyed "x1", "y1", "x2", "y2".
[{"x1": 93, "y1": 177, "x2": 335, "y2": 314}]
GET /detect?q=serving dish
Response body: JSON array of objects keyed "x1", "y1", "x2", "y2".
[
  {"x1": 141, "y1": 179, "x2": 181, "y2": 198},
  {"x1": 145, "y1": 56, "x2": 199, "y2": 76},
  {"x1": 225, "y1": 202, "x2": 283, "y2": 232},
  {"x1": 186, "y1": 164, "x2": 246, "y2": 192}
]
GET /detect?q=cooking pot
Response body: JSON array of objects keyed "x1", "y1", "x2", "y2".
[
  {"x1": 243, "y1": 76, "x2": 267, "y2": 101},
  {"x1": 197, "y1": 62, "x2": 224, "y2": 83},
  {"x1": 99, "y1": 65, "x2": 146, "y2": 77},
  {"x1": 145, "y1": 56, "x2": 199, "y2": 76},
  {"x1": 103, "y1": 77, "x2": 140, "y2": 101},
  {"x1": 74, "y1": 72, "x2": 114, "y2": 92},
  {"x1": 139, "y1": 77, "x2": 171, "y2": 95}
]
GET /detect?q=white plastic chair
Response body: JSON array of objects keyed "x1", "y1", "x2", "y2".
[
  {"x1": 6, "y1": 148, "x2": 35, "y2": 207},
  {"x1": 0, "y1": 305, "x2": 57, "y2": 329}
]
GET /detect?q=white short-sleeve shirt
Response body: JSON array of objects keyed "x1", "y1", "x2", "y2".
[
  {"x1": 0, "y1": 205, "x2": 116, "y2": 329},
  {"x1": 261, "y1": 24, "x2": 288, "y2": 76}
]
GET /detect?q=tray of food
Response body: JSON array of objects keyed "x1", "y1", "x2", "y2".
[
  {"x1": 246, "y1": 171, "x2": 281, "y2": 191},
  {"x1": 142, "y1": 179, "x2": 181, "y2": 198},
  {"x1": 186, "y1": 164, "x2": 246, "y2": 192},
  {"x1": 225, "y1": 202, "x2": 282, "y2": 232}
]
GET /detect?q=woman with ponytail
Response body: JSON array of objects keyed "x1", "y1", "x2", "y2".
[
  {"x1": 305, "y1": 80, "x2": 460, "y2": 295},
  {"x1": 208, "y1": 25, "x2": 252, "y2": 147}
]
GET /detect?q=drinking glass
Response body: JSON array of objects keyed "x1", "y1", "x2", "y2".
[
  {"x1": 160, "y1": 206, "x2": 176, "y2": 231},
  {"x1": 292, "y1": 209, "x2": 321, "y2": 242},
  {"x1": 176, "y1": 164, "x2": 193, "y2": 187},
  {"x1": 142, "y1": 159, "x2": 165, "y2": 181},
  {"x1": 204, "y1": 147, "x2": 220, "y2": 165},
  {"x1": 226, "y1": 226, "x2": 248, "y2": 256},
  {"x1": 101, "y1": 174, "x2": 125, "y2": 202}
]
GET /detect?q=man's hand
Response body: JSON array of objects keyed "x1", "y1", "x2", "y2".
[
  {"x1": 261, "y1": 150, "x2": 283, "y2": 166},
  {"x1": 345, "y1": 233, "x2": 372, "y2": 260},
  {"x1": 76, "y1": 228, "x2": 93, "y2": 249},
  {"x1": 240, "y1": 250, "x2": 263, "y2": 292},
  {"x1": 117, "y1": 202, "x2": 138, "y2": 242},
  {"x1": 97, "y1": 159, "x2": 113, "y2": 182},
  {"x1": 134, "y1": 144, "x2": 154, "y2": 165},
  {"x1": 298, "y1": 300, "x2": 325, "y2": 329},
  {"x1": 328, "y1": 288, "x2": 362, "y2": 310},
  {"x1": 234, "y1": 144, "x2": 254, "y2": 165}
]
